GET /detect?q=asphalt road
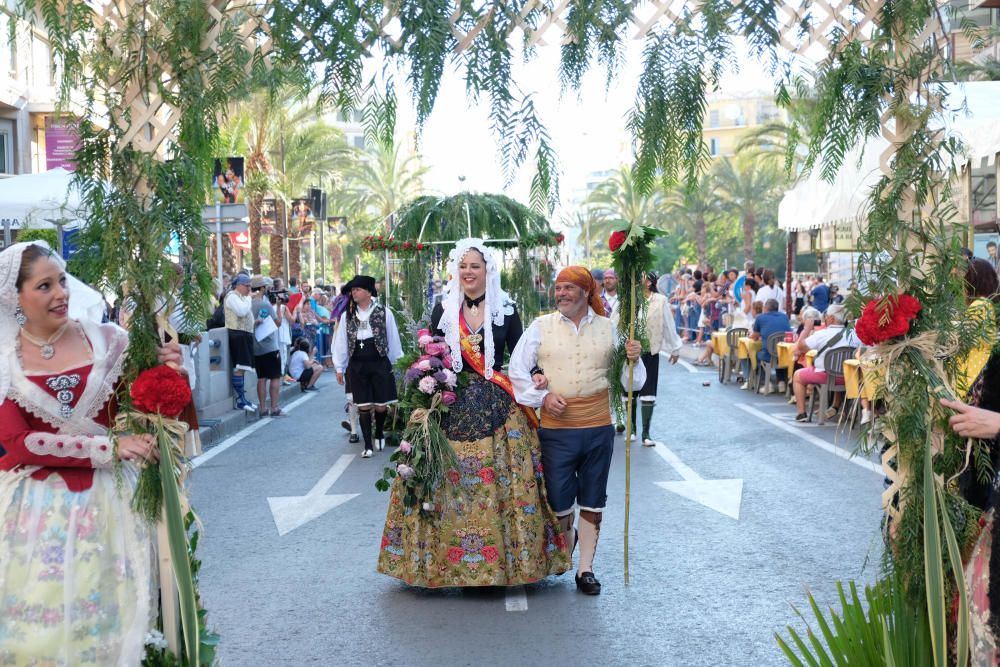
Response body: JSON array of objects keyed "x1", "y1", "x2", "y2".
[{"x1": 189, "y1": 355, "x2": 885, "y2": 666}]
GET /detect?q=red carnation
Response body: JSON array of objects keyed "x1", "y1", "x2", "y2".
[
  {"x1": 130, "y1": 366, "x2": 191, "y2": 417},
  {"x1": 447, "y1": 470, "x2": 460, "y2": 485},
  {"x1": 404, "y1": 241, "x2": 412, "y2": 249},
  {"x1": 447, "y1": 547, "x2": 464, "y2": 564},
  {"x1": 608, "y1": 230, "x2": 627, "y2": 252},
  {"x1": 481, "y1": 546, "x2": 499, "y2": 563},
  {"x1": 854, "y1": 294, "x2": 922, "y2": 345},
  {"x1": 555, "y1": 233, "x2": 565, "y2": 243},
  {"x1": 478, "y1": 467, "x2": 496, "y2": 485},
  {"x1": 416, "y1": 243, "x2": 424, "y2": 250}
]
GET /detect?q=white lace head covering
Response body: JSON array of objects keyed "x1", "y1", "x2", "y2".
[
  {"x1": 438, "y1": 238, "x2": 513, "y2": 379},
  {"x1": 0, "y1": 240, "x2": 106, "y2": 404}
]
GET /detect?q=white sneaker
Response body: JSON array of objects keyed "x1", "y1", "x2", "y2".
[
  {"x1": 787, "y1": 395, "x2": 796, "y2": 405},
  {"x1": 861, "y1": 409, "x2": 873, "y2": 425},
  {"x1": 777, "y1": 381, "x2": 787, "y2": 394},
  {"x1": 740, "y1": 382, "x2": 750, "y2": 390},
  {"x1": 642, "y1": 438, "x2": 657, "y2": 447},
  {"x1": 763, "y1": 382, "x2": 774, "y2": 395},
  {"x1": 361, "y1": 449, "x2": 373, "y2": 458}
]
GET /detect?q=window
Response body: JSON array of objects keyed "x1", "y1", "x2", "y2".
[
  {"x1": 0, "y1": 119, "x2": 13, "y2": 174},
  {"x1": 352, "y1": 135, "x2": 366, "y2": 149},
  {"x1": 708, "y1": 110, "x2": 721, "y2": 128},
  {"x1": 709, "y1": 137, "x2": 720, "y2": 156}
]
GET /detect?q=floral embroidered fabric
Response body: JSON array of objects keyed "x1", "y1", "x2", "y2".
[{"x1": 377, "y1": 370, "x2": 570, "y2": 587}]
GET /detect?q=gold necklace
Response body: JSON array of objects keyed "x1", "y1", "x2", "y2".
[{"x1": 20, "y1": 322, "x2": 71, "y2": 360}]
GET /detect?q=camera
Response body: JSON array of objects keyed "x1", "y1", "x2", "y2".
[{"x1": 269, "y1": 289, "x2": 289, "y2": 305}]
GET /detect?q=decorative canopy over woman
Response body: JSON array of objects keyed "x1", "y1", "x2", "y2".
[{"x1": 377, "y1": 238, "x2": 569, "y2": 587}]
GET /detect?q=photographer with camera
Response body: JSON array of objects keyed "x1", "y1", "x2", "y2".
[{"x1": 250, "y1": 276, "x2": 285, "y2": 417}]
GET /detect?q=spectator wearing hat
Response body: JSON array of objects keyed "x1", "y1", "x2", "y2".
[
  {"x1": 251, "y1": 276, "x2": 284, "y2": 416},
  {"x1": 225, "y1": 274, "x2": 257, "y2": 411},
  {"x1": 332, "y1": 275, "x2": 403, "y2": 457}
]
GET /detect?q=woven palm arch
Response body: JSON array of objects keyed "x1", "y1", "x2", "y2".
[
  {"x1": 379, "y1": 192, "x2": 561, "y2": 325},
  {"x1": 18, "y1": 0, "x2": 979, "y2": 660}
]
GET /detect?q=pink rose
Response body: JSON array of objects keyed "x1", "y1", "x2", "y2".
[
  {"x1": 442, "y1": 355, "x2": 454, "y2": 368},
  {"x1": 418, "y1": 335, "x2": 434, "y2": 348},
  {"x1": 396, "y1": 464, "x2": 414, "y2": 480},
  {"x1": 441, "y1": 391, "x2": 457, "y2": 405},
  {"x1": 416, "y1": 328, "x2": 430, "y2": 339},
  {"x1": 416, "y1": 359, "x2": 432, "y2": 372},
  {"x1": 418, "y1": 376, "x2": 437, "y2": 394},
  {"x1": 424, "y1": 342, "x2": 446, "y2": 356},
  {"x1": 399, "y1": 440, "x2": 412, "y2": 454}
]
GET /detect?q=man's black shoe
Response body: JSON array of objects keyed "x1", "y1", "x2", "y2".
[
  {"x1": 341, "y1": 420, "x2": 352, "y2": 433},
  {"x1": 615, "y1": 424, "x2": 625, "y2": 434},
  {"x1": 348, "y1": 434, "x2": 360, "y2": 444},
  {"x1": 575, "y1": 571, "x2": 601, "y2": 595}
]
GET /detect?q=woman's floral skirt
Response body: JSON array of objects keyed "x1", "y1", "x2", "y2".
[
  {"x1": 967, "y1": 509, "x2": 1000, "y2": 665},
  {"x1": 0, "y1": 467, "x2": 154, "y2": 666},
  {"x1": 377, "y1": 378, "x2": 570, "y2": 587}
]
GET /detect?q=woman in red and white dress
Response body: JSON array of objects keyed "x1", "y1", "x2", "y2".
[{"x1": 0, "y1": 242, "x2": 178, "y2": 665}]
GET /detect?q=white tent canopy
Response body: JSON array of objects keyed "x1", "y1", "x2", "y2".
[
  {"x1": 0, "y1": 167, "x2": 86, "y2": 230},
  {"x1": 779, "y1": 82, "x2": 1000, "y2": 233}
]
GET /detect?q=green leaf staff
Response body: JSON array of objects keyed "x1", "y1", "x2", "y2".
[{"x1": 607, "y1": 222, "x2": 668, "y2": 585}]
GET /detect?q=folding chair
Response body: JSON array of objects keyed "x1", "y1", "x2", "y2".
[
  {"x1": 756, "y1": 332, "x2": 787, "y2": 394},
  {"x1": 807, "y1": 346, "x2": 855, "y2": 425}
]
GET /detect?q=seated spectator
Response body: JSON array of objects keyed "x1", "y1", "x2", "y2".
[
  {"x1": 288, "y1": 337, "x2": 323, "y2": 392},
  {"x1": 750, "y1": 298, "x2": 792, "y2": 393},
  {"x1": 791, "y1": 304, "x2": 860, "y2": 421}
]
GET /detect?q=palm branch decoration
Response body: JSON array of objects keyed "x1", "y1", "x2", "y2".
[{"x1": 385, "y1": 193, "x2": 562, "y2": 324}]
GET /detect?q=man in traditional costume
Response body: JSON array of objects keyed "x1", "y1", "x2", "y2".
[
  {"x1": 631, "y1": 271, "x2": 682, "y2": 447},
  {"x1": 224, "y1": 273, "x2": 258, "y2": 411},
  {"x1": 510, "y1": 266, "x2": 644, "y2": 595},
  {"x1": 333, "y1": 275, "x2": 403, "y2": 458}
]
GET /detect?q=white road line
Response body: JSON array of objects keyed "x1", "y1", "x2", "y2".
[
  {"x1": 676, "y1": 358, "x2": 701, "y2": 374},
  {"x1": 651, "y1": 441, "x2": 700, "y2": 481},
  {"x1": 736, "y1": 403, "x2": 882, "y2": 475},
  {"x1": 190, "y1": 393, "x2": 317, "y2": 469},
  {"x1": 505, "y1": 585, "x2": 528, "y2": 612}
]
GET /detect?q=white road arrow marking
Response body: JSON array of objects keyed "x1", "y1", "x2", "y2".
[
  {"x1": 268, "y1": 454, "x2": 360, "y2": 536},
  {"x1": 652, "y1": 444, "x2": 743, "y2": 520}
]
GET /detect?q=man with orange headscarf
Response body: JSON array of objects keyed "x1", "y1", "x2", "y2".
[{"x1": 509, "y1": 266, "x2": 644, "y2": 596}]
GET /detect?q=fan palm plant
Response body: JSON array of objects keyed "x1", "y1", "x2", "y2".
[
  {"x1": 663, "y1": 171, "x2": 720, "y2": 268},
  {"x1": 585, "y1": 165, "x2": 667, "y2": 239},
  {"x1": 713, "y1": 155, "x2": 785, "y2": 263},
  {"x1": 340, "y1": 141, "x2": 430, "y2": 231}
]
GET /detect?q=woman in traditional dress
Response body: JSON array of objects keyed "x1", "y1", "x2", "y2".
[
  {"x1": 0, "y1": 242, "x2": 172, "y2": 664},
  {"x1": 377, "y1": 238, "x2": 570, "y2": 587}
]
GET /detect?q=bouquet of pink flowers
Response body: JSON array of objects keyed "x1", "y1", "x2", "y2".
[{"x1": 376, "y1": 329, "x2": 461, "y2": 511}]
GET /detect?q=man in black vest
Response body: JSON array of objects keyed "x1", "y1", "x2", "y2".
[{"x1": 332, "y1": 275, "x2": 403, "y2": 457}]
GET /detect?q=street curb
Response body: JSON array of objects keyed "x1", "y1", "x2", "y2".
[{"x1": 197, "y1": 381, "x2": 316, "y2": 450}]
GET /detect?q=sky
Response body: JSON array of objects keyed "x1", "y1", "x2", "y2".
[{"x1": 386, "y1": 35, "x2": 779, "y2": 222}]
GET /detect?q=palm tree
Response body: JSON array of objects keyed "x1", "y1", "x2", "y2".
[
  {"x1": 663, "y1": 172, "x2": 720, "y2": 268},
  {"x1": 585, "y1": 165, "x2": 666, "y2": 238},
  {"x1": 340, "y1": 141, "x2": 429, "y2": 231},
  {"x1": 735, "y1": 95, "x2": 818, "y2": 178},
  {"x1": 713, "y1": 155, "x2": 784, "y2": 263}
]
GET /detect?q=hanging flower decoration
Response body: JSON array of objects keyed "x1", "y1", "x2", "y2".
[
  {"x1": 361, "y1": 232, "x2": 564, "y2": 255},
  {"x1": 854, "y1": 294, "x2": 922, "y2": 345}
]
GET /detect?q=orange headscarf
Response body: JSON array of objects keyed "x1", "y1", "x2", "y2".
[{"x1": 556, "y1": 266, "x2": 606, "y2": 317}]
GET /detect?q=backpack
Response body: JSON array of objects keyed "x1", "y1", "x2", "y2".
[{"x1": 207, "y1": 301, "x2": 226, "y2": 329}]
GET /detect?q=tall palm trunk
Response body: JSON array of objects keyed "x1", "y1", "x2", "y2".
[
  {"x1": 696, "y1": 213, "x2": 707, "y2": 267},
  {"x1": 743, "y1": 211, "x2": 756, "y2": 263},
  {"x1": 270, "y1": 199, "x2": 286, "y2": 278},
  {"x1": 249, "y1": 193, "x2": 263, "y2": 274}
]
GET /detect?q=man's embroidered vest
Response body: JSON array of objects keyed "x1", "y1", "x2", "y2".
[
  {"x1": 347, "y1": 304, "x2": 389, "y2": 358},
  {"x1": 646, "y1": 292, "x2": 667, "y2": 355},
  {"x1": 224, "y1": 295, "x2": 253, "y2": 333},
  {"x1": 536, "y1": 313, "x2": 614, "y2": 399}
]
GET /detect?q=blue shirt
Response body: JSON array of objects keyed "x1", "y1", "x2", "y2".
[
  {"x1": 811, "y1": 284, "x2": 830, "y2": 312},
  {"x1": 753, "y1": 311, "x2": 792, "y2": 362}
]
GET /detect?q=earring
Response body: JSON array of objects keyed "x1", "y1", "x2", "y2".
[{"x1": 14, "y1": 305, "x2": 26, "y2": 327}]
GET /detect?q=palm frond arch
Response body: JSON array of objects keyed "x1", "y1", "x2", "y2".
[{"x1": 372, "y1": 193, "x2": 562, "y2": 325}]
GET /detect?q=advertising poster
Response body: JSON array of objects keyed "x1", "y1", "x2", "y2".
[
  {"x1": 211, "y1": 157, "x2": 245, "y2": 204},
  {"x1": 260, "y1": 197, "x2": 277, "y2": 235},
  {"x1": 45, "y1": 118, "x2": 80, "y2": 171},
  {"x1": 291, "y1": 197, "x2": 314, "y2": 235}
]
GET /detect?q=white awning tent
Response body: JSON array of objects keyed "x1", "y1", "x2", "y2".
[
  {"x1": 778, "y1": 82, "x2": 1000, "y2": 238},
  {"x1": 0, "y1": 167, "x2": 87, "y2": 231}
]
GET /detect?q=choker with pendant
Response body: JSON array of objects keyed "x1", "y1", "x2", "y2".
[{"x1": 464, "y1": 293, "x2": 486, "y2": 316}]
